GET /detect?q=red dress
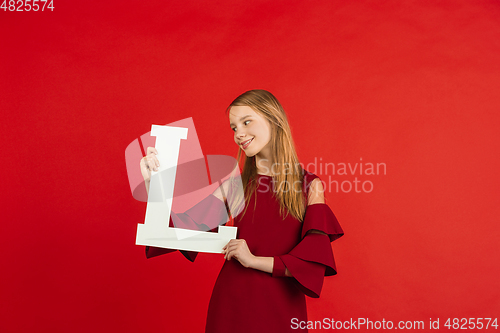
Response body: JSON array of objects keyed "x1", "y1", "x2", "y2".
[{"x1": 145, "y1": 171, "x2": 344, "y2": 332}]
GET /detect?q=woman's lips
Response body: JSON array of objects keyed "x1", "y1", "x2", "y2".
[{"x1": 241, "y1": 138, "x2": 253, "y2": 149}]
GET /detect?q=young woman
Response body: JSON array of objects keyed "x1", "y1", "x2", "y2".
[{"x1": 140, "y1": 90, "x2": 344, "y2": 332}]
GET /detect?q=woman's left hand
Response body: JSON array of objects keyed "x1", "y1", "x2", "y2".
[{"x1": 222, "y1": 239, "x2": 255, "y2": 268}]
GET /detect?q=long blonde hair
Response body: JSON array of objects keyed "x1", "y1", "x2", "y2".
[{"x1": 226, "y1": 90, "x2": 306, "y2": 221}]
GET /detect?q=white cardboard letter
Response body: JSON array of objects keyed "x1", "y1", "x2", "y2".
[{"x1": 136, "y1": 125, "x2": 238, "y2": 253}]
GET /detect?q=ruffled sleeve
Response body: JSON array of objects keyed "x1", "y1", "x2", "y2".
[
  {"x1": 145, "y1": 194, "x2": 228, "y2": 262},
  {"x1": 272, "y1": 203, "x2": 344, "y2": 298}
]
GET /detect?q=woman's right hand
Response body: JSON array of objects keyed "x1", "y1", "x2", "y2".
[{"x1": 140, "y1": 147, "x2": 160, "y2": 183}]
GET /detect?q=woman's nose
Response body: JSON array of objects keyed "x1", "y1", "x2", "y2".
[{"x1": 235, "y1": 129, "x2": 246, "y2": 138}]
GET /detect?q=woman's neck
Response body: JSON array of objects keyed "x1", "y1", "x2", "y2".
[{"x1": 255, "y1": 153, "x2": 273, "y2": 176}]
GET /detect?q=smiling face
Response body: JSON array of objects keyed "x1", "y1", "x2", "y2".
[{"x1": 229, "y1": 105, "x2": 272, "y2": 158}]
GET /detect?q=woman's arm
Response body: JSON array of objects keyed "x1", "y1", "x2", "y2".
[
  {"x1": 245, "y1": 229, "x2": 328, "y2": 276},
  {"x1": 223, "y1": 178, "x2": 328, "y2": 277},
  {"x1": 222, "y1": 240, "x2": 289, "y2": 275},
  {"x1": 223, "y1": 229, "x2": 327, "y2": 277}
]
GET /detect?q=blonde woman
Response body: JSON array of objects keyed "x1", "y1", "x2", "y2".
[{"x1": 140, "y1": 90, "x2": 344, "y2": 332}]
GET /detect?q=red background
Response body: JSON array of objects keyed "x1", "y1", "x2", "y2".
[{"x1": 1, "y1": 1, "x2": 499, "y2": 332}]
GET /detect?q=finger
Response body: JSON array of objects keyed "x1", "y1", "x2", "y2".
[
  {"x1": 227, "y1": 249, "x2": 236, "y2": 260},
  {"x1": 228, "y1": 239, "x2": 239, "y2": 246},
  {"x1": 147, "y1": 156, "x2": 158, "y2": 172},
  {"x1": 145, "y1": 157, "x2": 151, "y2": 170},
  {"x1": 153, "y1": 156, "x2": 160, "y2": 169},
  {"x1": 148, "y1": 155, "x2": 158, "y2": 171}
]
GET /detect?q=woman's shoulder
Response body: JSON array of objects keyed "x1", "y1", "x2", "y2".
[
  {"x1": 302, "y1": 169, "x2": 320, "y2": 186},
  {"x1": 301, "y1": 169, "x2": 322, "y2": 197}
]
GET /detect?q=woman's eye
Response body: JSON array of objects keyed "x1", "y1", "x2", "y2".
[{"x1": 231, "y1": 120, "x2": 250, "y2": 132}]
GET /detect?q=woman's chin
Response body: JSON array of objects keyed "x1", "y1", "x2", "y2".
[{"x1": 243, "y1": 150, "x2": 256, "y2": 157}]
